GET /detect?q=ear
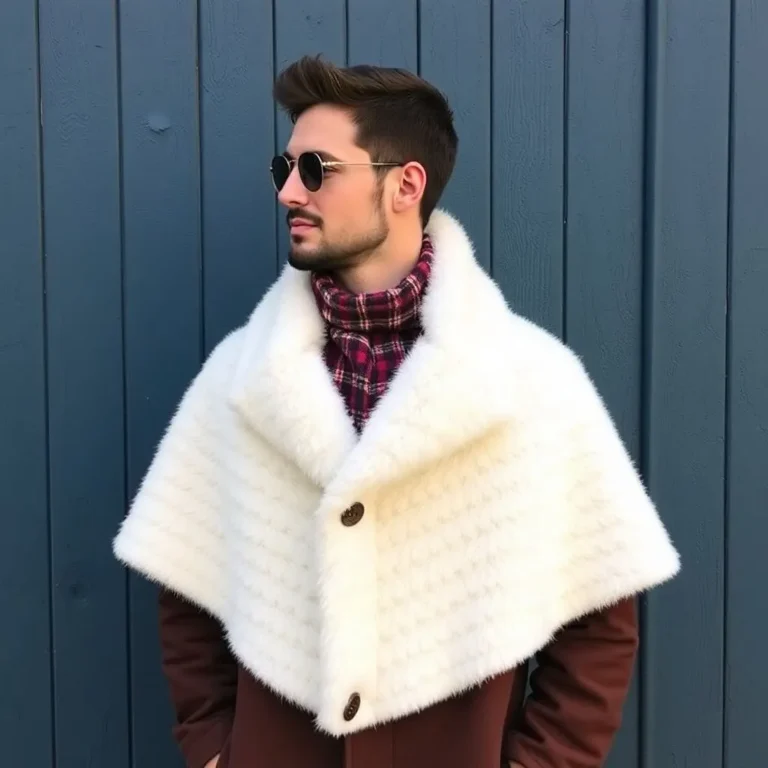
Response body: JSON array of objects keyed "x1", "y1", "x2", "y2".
[{"x1": 391, "y1": 161, "x2": 427, "y2": 214}]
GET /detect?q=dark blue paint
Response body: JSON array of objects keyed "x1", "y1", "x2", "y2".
[
  {"x1": 724, "y1": 1, "x2": 768, "y2": 764},
  {"x1": 200, "y1": 0, "x2": 279, "y2": 354},
  {"x1": 565, "y1": 2, "x2": 646, "y2": 765},
  {"x1": 147, "y1": 114, "x2": 172, "y2": 134},
  {"x1": 0, "y1": 2, "x2": 53, "y2": 765},
  {"x1": 36, "y1": 0, "x2": 130, "y2": 764},
  {"x1": 118, "y1": 0, "x2": 203, "y2": 763},
  {"x1": 642, "y1": 1, "x2": 730, "y2": 766},
  {"x1": 491, "y1": 0, "x2": 566, "y2": 336},
  {"x1": 420, "y1": 0, "x2": 492, "y2": 271},
  {"x1": 273, "y1": 0, "x2": 346, "y2": 265},
  {"x1": 347, "y1": 0, "x2": 418, "y2": 71}
]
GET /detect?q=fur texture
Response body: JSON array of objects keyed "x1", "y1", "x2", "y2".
[{"x1": 113, "y1": 209, "x2": 680, "y2": 736}]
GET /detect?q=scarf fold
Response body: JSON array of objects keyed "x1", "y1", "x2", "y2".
[{"x1": 311, "y1": 234, "x2": 434, "y2": 431}]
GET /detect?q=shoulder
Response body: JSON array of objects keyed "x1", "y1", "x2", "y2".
[
  {"x1": 508, "y1": 312, "x2": 589, "y2": 380},
  {"x1": 501, "y1": 310, "x2": 606, "y2": 416}
]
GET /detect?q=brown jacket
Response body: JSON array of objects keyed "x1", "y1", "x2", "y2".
[{"x1": 158, "y1": 588, "x2": 638, "y2": 768}]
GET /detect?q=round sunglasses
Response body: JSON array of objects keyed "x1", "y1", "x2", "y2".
[{"x1": 270, "y1": 152, "x2": 403, "y2": 193}]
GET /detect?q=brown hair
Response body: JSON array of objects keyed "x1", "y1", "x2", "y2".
[{"x1": 273, "y1": 56, "x2": 458, "y2": 224}]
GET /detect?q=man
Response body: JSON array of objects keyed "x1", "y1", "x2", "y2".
[{"x1": 113, "y1": 56, "x2": 679, "y2": 768}]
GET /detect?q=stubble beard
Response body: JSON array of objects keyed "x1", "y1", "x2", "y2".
[
  {"x1": 287, "y1": 184, "x2": 389, "y2": 273},
  {"x1": 287, "y1": 223, "x2": 388, "y2": 273}
]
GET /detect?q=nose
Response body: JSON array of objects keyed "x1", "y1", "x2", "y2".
[{"x1": 277, "y1": 163, "x2": 309, "y2": 209}]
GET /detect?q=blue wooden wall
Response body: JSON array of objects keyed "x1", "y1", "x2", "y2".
[{"x1": 1, "y1": 1, "x2": 766, "y2": 766}]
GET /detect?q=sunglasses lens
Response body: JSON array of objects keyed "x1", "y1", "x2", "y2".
[
  {"x1": 298, "y1": 153, "x2": 323, "y2": 192},
  {"x1": 270, "y1": 156, "x2": 290, "y2": 191}
]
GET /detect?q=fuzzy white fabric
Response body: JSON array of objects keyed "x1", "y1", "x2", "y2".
[{"x1": 113, "y1": 208, "x2": 680, "y2": 737}]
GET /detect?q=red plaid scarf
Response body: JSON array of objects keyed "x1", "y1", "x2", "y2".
[{"x1": 311, "y1": 234, "x2": 434, "y2": 432}]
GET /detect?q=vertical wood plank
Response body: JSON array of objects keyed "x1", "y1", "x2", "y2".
[
  {"x1": 200, "y1": 0, "x2": 277, "y2": 353},
  {"x1": 273, "y1": 0, "x2": 346, "y2": 263},
  {"x1": 346, "y1": 0, "x2": 417, "y2": 70},
  {"x1": 491, "y1": 0, "x2": 565, "y2": 336},
  {"x1": 36, "y1": 0, "x2": 129, "y2": 764},
  {"x1": 0, "y1": 1, "x2": 53, "y2": 764},
  {"x1": 642, "y1": 1, "x2": 730, "y2": 765},
  {"x1": 119, "y1": 0, "x2": 202, "y2": 763},
  {"x1": 724, "y1": 1, "x2": 768, "y2": 765},
  {"x1": 420, "y1": 0, "x2": 491, "y2": 271},
  {"x1": 273, "y1": 0, "x2": 346, "y2": 75},
  {"x1": 565, "y1": 2, "x2": 646, "y2": 764}
]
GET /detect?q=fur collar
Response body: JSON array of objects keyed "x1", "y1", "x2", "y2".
[{"x1": 228, "y1": 210, "x2": 520, "y2": 494}]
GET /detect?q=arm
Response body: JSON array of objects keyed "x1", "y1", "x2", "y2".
[
  {"x1": 507, "y1": 596, "x2": 639, "y2": 768},
  {"x1": 158, "y1": 587, "x2": 238, "y2": 768}
]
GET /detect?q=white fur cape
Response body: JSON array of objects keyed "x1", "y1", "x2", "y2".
[{"x1": 113, "y1": 208, "x2": 680, "y2": 736}]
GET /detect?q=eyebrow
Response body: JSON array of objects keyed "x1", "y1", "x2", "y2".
[{"x1": 283, "y1": 149, "x2": 342, "y2": 163}]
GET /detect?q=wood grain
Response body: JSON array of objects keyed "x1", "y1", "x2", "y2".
[
  {"x1": 724, "y1": 0, "x2": 768, "y2": 764},
  {"x1": 642, "y1": 1, "x2": 730, "y2": 765},
  {"x1": 0, "y1": 1, "x2": 53, "y2": 763},
  {"x1": 119, "y1": 0, "x2": 202, "y2": 763}
]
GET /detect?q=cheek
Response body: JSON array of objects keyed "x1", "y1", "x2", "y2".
[
  {"x1": 328, "y1": 184, "x2": 362, "y2": 207},
  {"x1": 315, "y1": 179, "x2": 377, "y2": 227},
  {"x1": 316, "y1": 189, "x2": 359, "y2": 225}
]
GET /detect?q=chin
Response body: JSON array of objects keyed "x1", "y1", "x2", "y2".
[
  {"x1": 287, "y1": 247, "x2": 319, "y2": 271},
  {"x1": 287, "y1": 255, "x2": 314, "y2": 271}
]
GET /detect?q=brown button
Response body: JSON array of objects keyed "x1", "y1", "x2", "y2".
[
  {"x1": 343, "y1": 692, "x2": 361, "y2": 721},
  {"x1": 340, "y1": 502, "x2": 365, "y2": 527}
]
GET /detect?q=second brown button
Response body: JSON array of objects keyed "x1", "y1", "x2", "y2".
[
  {"x1": 343, "y1": 692, "x2": 361, "y2": 721},
  {"x1": 340, "y1": 502, "x2": 365, "y2": 527}
]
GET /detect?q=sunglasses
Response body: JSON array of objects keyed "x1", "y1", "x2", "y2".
[{"x1": 270, "y1": 152, "x2": 403, "y2": 193}]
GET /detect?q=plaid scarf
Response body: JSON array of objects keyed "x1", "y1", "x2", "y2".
[{"x1": 311, "y1": 234, "x2": 434, "y2": 433}]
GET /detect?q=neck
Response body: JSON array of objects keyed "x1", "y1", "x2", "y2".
[{"x1": 335, "y1": 219, "x2": 424, "y2": 294}]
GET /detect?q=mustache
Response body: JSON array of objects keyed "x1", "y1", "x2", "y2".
[{"x1": 287, "y1": 210, "x2": 322, "y2": 227}]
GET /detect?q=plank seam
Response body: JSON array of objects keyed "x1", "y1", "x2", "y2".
[
  {"x1": 561, "y1": 0, "x2": 570, "y2": 344},
  {"x1": 197, "y1": 0, "x2": 206, "y2": 360},
  {"x1": 639, "y1": 1, "x2": 666, "y2": 765},
  {"x1": 416, "y1": 0, "x2": 421, "y2": 75},
  {"x1": 489, "y1": 0, "x2": 494, "y2": 278},
  {"x1": 344, "y1": 0, "x2": 349, "y2": 65},
  {"x1": 112, "y1": 0, "x2": 133, "y2": 762},
  {"x1": 722, "y1": 0, "x2": 736, "y2": 765},
  {"x1": 35, "y1": 0, "x2": 57, "y2": 762},
  {"x1": 272, "y1": 0, "x2": 279, "y2": 274}
]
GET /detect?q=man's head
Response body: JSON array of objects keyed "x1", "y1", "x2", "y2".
[{"x1": 272, "y1": 56, "x2": 457, "y2": 274}]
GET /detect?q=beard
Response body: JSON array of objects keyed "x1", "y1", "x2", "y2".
[
  {"x1": 287, "y1": 191, "x2": 389, "y2": 273},
  {"x1": 287, "y1": 225, "x2": 388, "y2": 272}
]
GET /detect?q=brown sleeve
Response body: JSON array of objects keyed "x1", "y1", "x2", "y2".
[
  {"x1": 158, "y1": 587, "x2": 239, "y2": 768},
  {"x1": 506, "y1": 596, "x2": 639, "y2": 768}
]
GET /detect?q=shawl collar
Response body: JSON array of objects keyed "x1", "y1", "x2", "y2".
[{"x1": 228, "y1": 210, "x2": 517, "y2": 494}]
